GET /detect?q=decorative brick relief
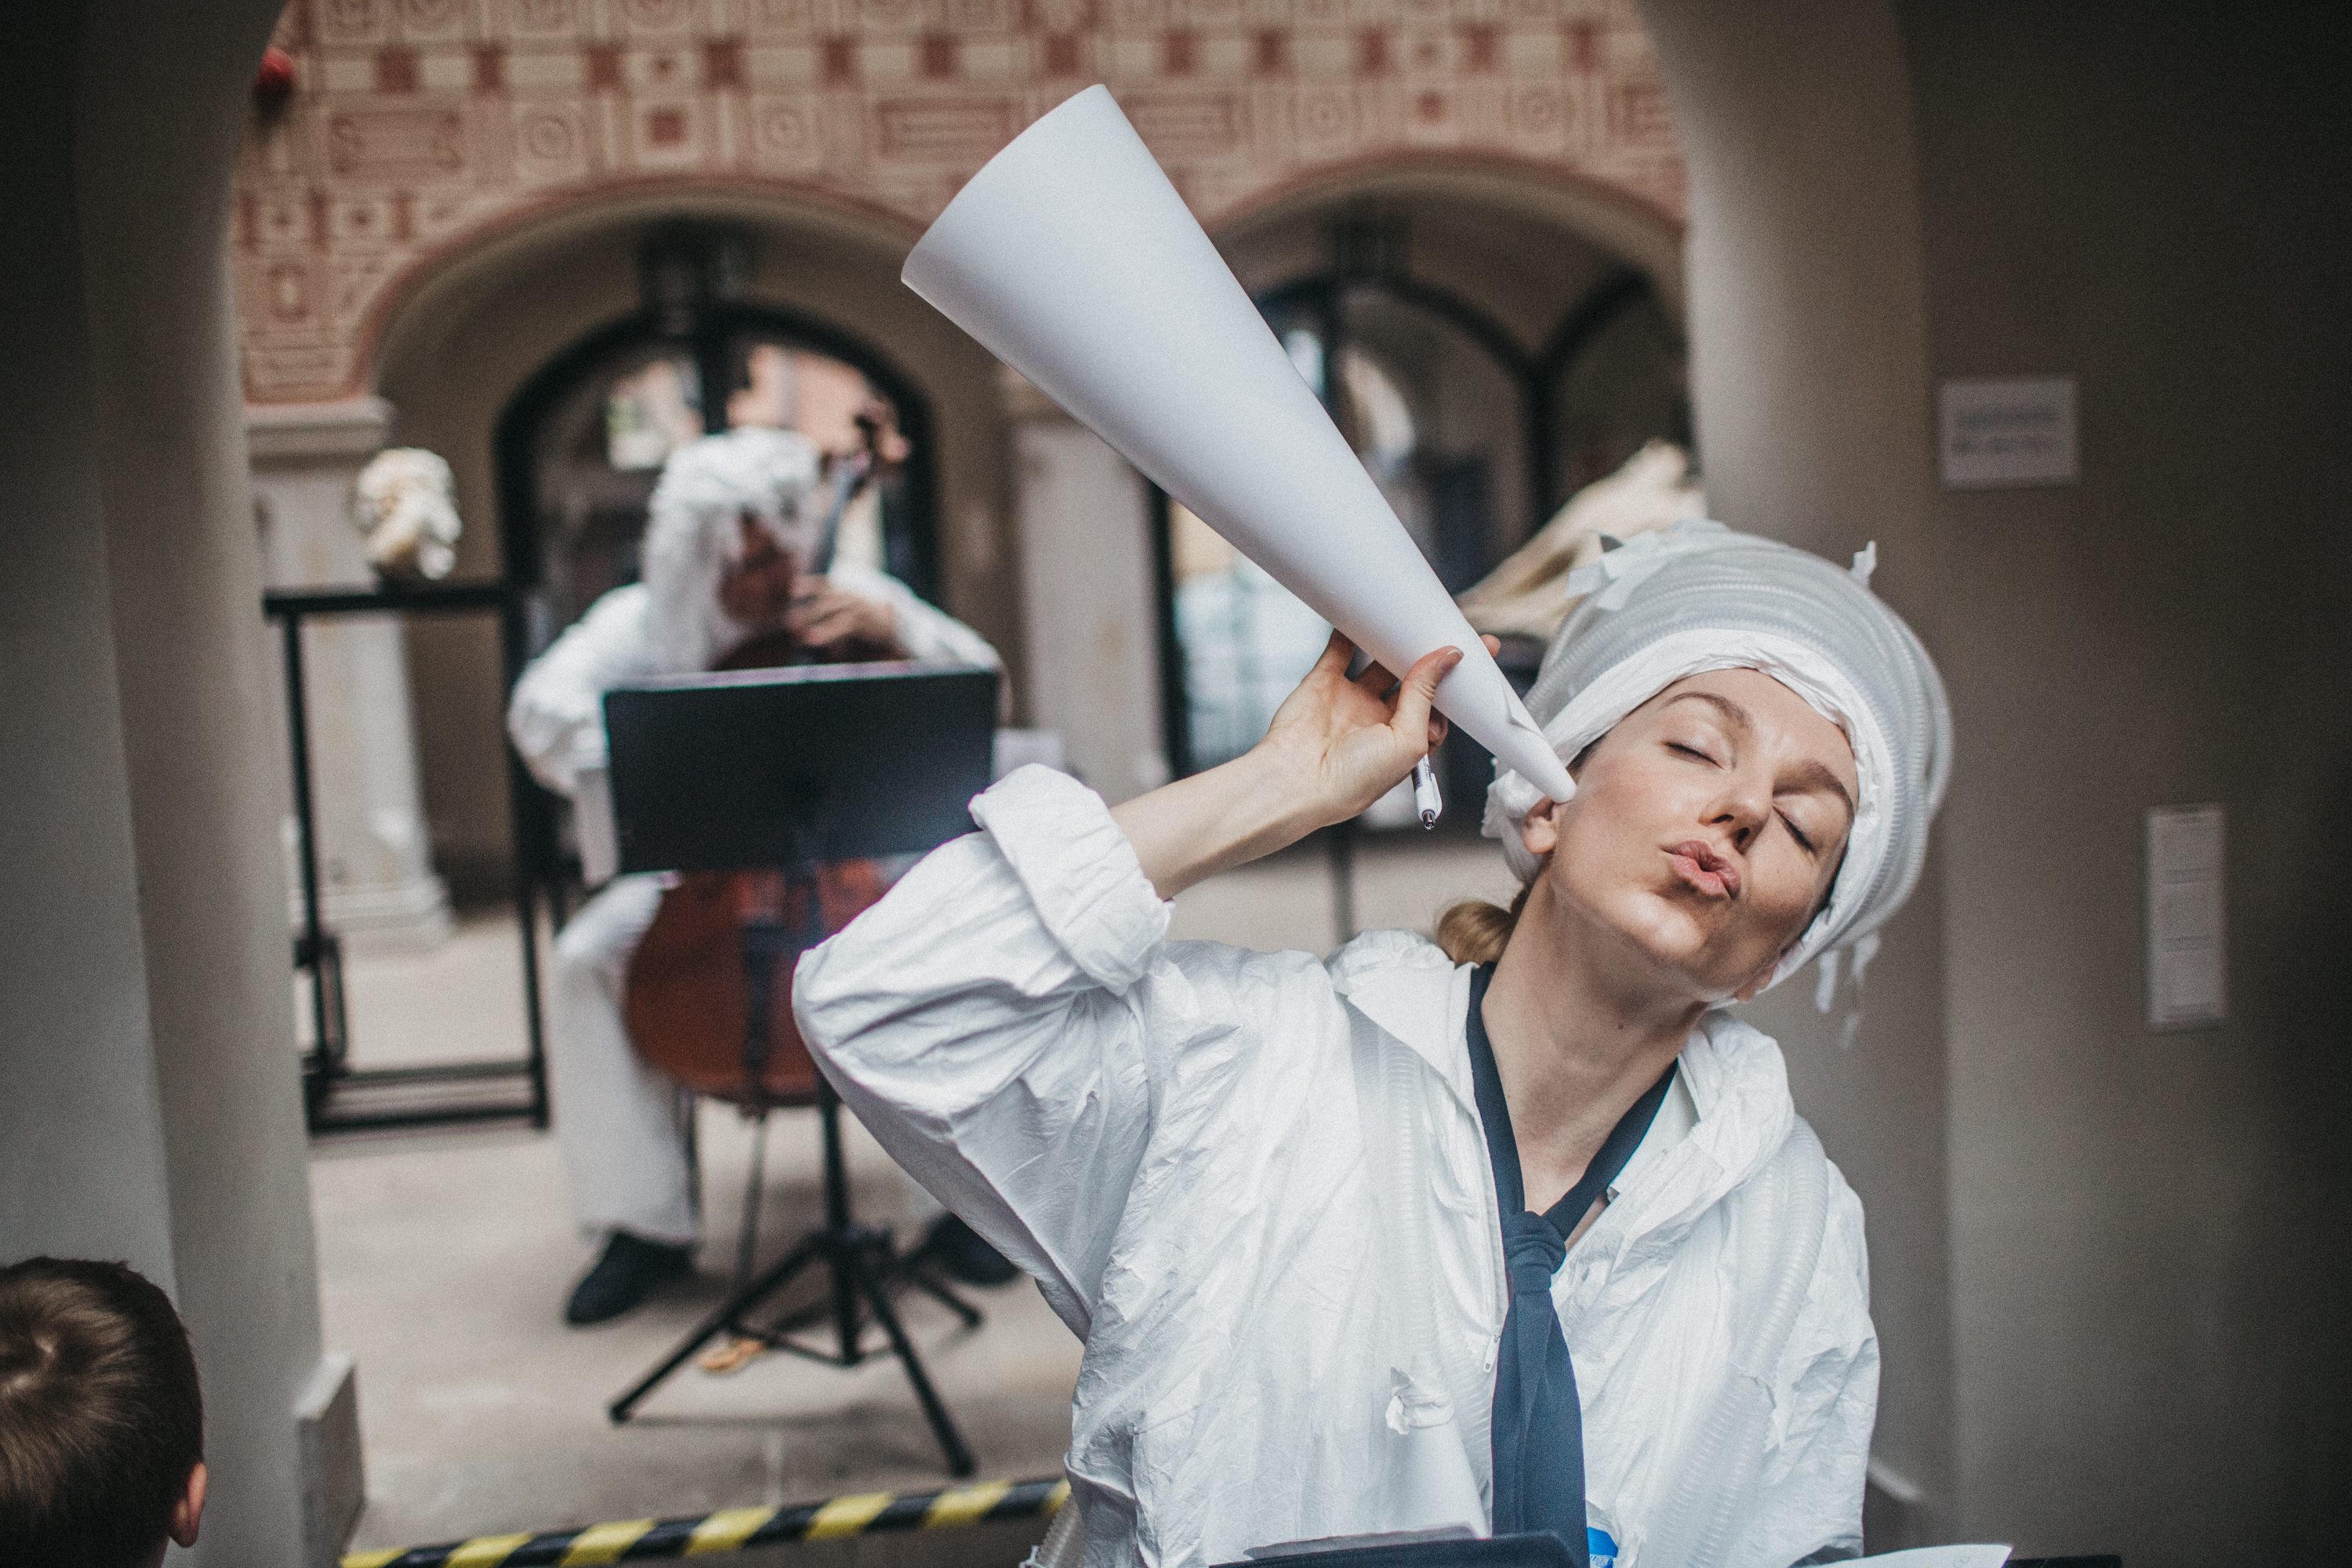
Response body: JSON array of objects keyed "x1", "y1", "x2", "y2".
[{"x1": 237, "y1": 0, "x2": 1682, "y2": 401}]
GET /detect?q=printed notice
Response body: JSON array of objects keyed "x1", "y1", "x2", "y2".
[
  {"x1": 1939, "y1": 376, "x2": 2078, "y2": 489},
  {"x1": 2147, "y1": 804, "x2": 2226, "y2": 1029}
]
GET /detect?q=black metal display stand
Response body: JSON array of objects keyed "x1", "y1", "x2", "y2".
[
  {"x1": 597, "y1": 663, "x2": 998, "y2": 1476},
  {"x1": 266, "y1": 580, "x2": 551, "y2": 1134}
]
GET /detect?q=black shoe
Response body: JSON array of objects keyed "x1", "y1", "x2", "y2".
[
  {"x1": 564, "y1": 1232, "x2": 694, "y2": 1326},
  {"x1": 918, "y1": 1214, "x2": 1021, "y2": 1287}
]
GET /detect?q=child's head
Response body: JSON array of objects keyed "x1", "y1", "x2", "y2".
[{"x1": 0, "y1": 1258, "x2": 206, "y2": 1568}]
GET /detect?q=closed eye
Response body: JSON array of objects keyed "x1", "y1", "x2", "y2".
[
  {"x1": 1668, "y1": 742, "x2": 1717, "y2": 764},
  {"x1": 1779, "y1": 811, "x2": 1817, "y2": 854}
]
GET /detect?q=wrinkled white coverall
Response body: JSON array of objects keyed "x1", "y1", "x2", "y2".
[
  {"x1": 509, "y1": 568, "x2": 1000, "y2": 1244},
  {"x1": 795, "y1": 766, "x2": 1877, "y2": 1568}
]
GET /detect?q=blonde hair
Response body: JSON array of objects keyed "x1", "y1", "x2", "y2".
[{"x1": 1435, "y1": 882, "x2": 1534, "y2": 965}]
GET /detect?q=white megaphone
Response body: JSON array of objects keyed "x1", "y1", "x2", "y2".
[{"x1": 902, "y1": 85, "x2": 1577, "y2": 804}]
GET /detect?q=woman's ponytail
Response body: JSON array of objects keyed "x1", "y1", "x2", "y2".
[{"x1": 1435, "y1": 882, "x2": 1532, "y2": 965}]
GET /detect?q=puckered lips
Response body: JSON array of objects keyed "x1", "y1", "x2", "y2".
[{"x1": 1666, "y1": 839, "x2": 1740, "y2": 899}]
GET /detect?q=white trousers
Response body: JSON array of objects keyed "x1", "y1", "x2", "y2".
[
  {"x1": 546, "y1": 873, "x2": 942, "y2": 1248},
  {"x1": 548, "y1": 874, "x2": 698, "y2": 1245}
]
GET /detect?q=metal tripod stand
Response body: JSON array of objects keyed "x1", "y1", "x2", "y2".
[{"x1": 606, "y1": 898, "x2": 981, "y2": 1476}]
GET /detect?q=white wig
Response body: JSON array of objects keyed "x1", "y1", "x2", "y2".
[
  {"x1": 1483, "y1": 520, "x2": 1951, "y2": 997},
  {"x1": 354, "y1": 447, "x2": 461, "y2": 580},
  {"x1": 640, "y1": 426, "x2": 824, "y2": 673}
]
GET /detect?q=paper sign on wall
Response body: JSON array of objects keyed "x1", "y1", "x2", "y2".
[
  {"x1": 1938, "y1": 376, "x2": 2078, "y2": 488},
  {"x1": 2147, "y1": 804, "x2": 2226, "y2": 1029}
]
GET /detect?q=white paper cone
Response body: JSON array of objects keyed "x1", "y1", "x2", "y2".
[{"x1": 902, "y1": 85, "x2": 1577, "y2": 803}]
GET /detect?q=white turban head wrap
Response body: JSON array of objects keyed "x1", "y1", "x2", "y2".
[
  {"x1": 1482, "y1": 519, "x2": 1951, "y2": 996},
  {"x1": 640, "y1": 426, "x2": 824, "y2": 673}
]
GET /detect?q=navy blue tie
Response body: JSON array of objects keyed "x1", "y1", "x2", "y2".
[{"x1": 1465, "y1": 965, "x2": 1675, "y2": 1561}]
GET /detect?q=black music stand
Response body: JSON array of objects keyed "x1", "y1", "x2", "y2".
[{"x1": 599, "y1": 661, "x2": 998, "y2": 1476}]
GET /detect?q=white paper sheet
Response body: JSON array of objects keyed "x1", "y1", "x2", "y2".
[
  {"x1": 1850, "y1": 1547, "x2": 2012, "y2": 1568},
  {"x1": 902, "y1": 85, "x2": 1577, "y2": 802}
]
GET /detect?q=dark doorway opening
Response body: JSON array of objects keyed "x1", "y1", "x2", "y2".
[{"x1": 1151, "y1": 254, "x2": 1688, "y2": 823}]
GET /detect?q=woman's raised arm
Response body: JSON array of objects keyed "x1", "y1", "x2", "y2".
[{"x1": 1109, "y1": 632, "x2": 1477, "y2": 900}]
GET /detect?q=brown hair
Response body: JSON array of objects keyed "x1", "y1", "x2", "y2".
[
  {"x1": 0, "y1": 1258, "x2": 203, "y2": 1568},
  {"x1": 1436, "y1": 882, "x2": 1534, "y2": 965}
]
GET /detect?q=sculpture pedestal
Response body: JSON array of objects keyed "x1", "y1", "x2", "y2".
[
  {"x1": 1001, "y1": 366, "x2": 1168, "y2": 804},
  {"x1": 249, "y1": 397, "x2": 452, "y2": 953}
]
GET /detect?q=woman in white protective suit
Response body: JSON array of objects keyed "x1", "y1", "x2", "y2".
[{"x1": 794, "y1": 520, "x2": 1951, "y2": 1568}]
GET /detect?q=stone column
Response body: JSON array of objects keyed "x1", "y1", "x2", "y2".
[
  {"x1": 1000, "y1": 365, "x2": 1170, "y2": 804},
  {"x1": 247, "y1": 397, "x2": 452, "y2": 951}
]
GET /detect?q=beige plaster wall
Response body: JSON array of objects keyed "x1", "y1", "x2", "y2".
[
  {"x1": 2, "y1": 0, "x2": 334, "y2": 1563},
  {"x1": 1639, "y1": 0, "x2": 1956, "y2": 1538},
  {"x1": 375, "y1": 192, "x2": 1017, "y2": 894},
  {"x1": 1648, "y1": 0, "x2": 2352, "y2": 1560},
  {"x1": 0, "y1": 0, "x2": 183, "y2": 1297},
  {"x1": 1897, "y1": 6, "x2": 2352, "y2": 1561}
]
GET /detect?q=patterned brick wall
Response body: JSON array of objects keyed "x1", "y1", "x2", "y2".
[{"x1": 235, "y1": 0, "x2": 1682, "y2": 402}]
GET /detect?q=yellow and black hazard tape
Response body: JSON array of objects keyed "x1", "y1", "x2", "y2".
[{"x1": 342, "y1": 1476, "x2": 1069, "y2": 1567}]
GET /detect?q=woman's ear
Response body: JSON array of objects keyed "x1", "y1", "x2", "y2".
[
  {"x1": 169, "y1": 1461, "x2": 206, "y2": 1548},
  {"x1": 1518, "y1": 797, "x2": 1563, "y2": 858}
]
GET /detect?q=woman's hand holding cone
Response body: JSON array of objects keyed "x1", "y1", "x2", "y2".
[
  {"x1": 1261, "y1": 631, "x2": 1474, "y2": 821},
  {"x1": 1110, "y1": 631, "x2": 1500, "y2": 901}
]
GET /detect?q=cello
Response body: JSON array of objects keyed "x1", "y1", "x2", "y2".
[{"x1": 619, "y1": 419, "x2": 898, "y2": 1106}]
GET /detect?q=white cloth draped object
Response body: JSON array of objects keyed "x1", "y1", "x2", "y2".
[{"x1": 1482, "y1": 520, "x2": 1951, "y2": 994}]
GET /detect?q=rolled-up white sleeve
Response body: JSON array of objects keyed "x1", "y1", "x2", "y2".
[
  {"x1": 506, "y1": 586, "x2": 657, "y2": 797},
  {"x1": 793, "y1": 764, "x2": 1168, "y2": 1338}
]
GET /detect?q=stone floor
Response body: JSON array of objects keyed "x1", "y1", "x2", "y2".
[{"x1": 313, "y1": 829, "x2": 1518, "y2": 1557}]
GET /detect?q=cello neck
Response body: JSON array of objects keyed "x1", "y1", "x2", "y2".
[{"x1": 805, "y1": 449, "x2": 869, "y2": 579}]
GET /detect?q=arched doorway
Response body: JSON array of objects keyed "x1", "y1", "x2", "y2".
[
  {"x1": 370, "y1": 192, "x2": 1016, "y2": 907},
  {"x1": 493, "y1": 227, "x2": 943, "y2": 660},
  {"x1": 1154, "y1": 202, "x2": 1688, "y2": 815}
]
